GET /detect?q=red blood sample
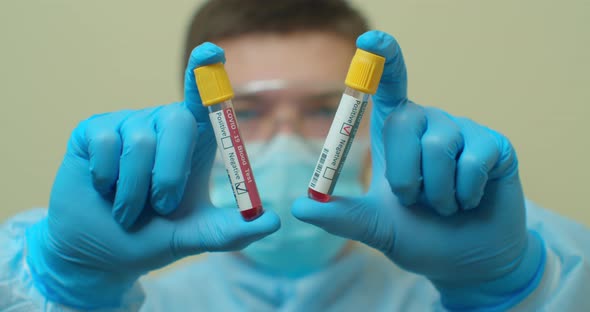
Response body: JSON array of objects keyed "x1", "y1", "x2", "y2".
[
  {"x1": 307, "y1": 188, "x2": 331, "y2": 203},
  {"x1": 240, "y1": 205, "x2": 264, "y2": 221}
]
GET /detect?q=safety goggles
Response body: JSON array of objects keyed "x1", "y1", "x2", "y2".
[{"x1": 232, "y1": 79, "x2": 370, "y2": 142}]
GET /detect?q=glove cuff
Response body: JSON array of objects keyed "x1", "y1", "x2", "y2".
[
  {"x1": 25, "y1": 219, "x2": 141, "y2": 310},
  {"x1": 435, "y1": 230, "x2": 546, "y2": 311}
]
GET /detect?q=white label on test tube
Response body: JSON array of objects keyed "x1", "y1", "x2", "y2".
[
  {"x1": 209, "y1": 107, "x2": 262, "y2": 211},
  {"x1": 309, "y1": 93, "x2": 368, "y2": 194}
]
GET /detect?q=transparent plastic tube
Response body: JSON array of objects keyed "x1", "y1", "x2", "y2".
[
  {"x1": 308, "y1": 87, "x2": 369, "y2": 202},
  {"x1": 307, "y1": 47, "x2": 384, "y2": 202},
  {"x1": 208, "y1": 100, "x2": 264, "y2": 221}
]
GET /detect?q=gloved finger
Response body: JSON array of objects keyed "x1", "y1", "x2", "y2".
[
  {"x1": 487, "y1": 130, "x2": 519, "y2": 181},
  {"x1": 150, "y1": 104, "x2": 198, "y2": 215},
  {"x1": 183, "y1": 42, "x2": 226, "y2": 123},
  {"x1": 421, "y1": 108, "x2": 464, "y2": 216},
  {"x1": 76, "y1": 111, "x2": 131, "y2": 195},
  {"x1": 454, "y1": 117, "x2": 501, "y2": 210},
  {"x1": 170, "y1": 207, "x2": 281, "y2": 258},
  {"x1": 356, "y1": 30, "x2": 408, "y2": 131},
  {"x1": 112, "y1": 113, "x2": 157, "y2": 229},
  {"x1": 86, "y1": 122, "x2": 122, "y2": 195},
  {"x1": 292, "y1": 195, "x2": 395, "y2": 253},
  {"x1": 382, "y1": 102, "x2": 427, "y2": 206}
]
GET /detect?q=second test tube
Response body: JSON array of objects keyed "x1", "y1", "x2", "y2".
[{"x1": 308, "y1": 48, "x2": 385, "y2": 202}]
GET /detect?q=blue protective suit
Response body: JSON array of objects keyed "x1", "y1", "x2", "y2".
[
  {"x1": 2, "y1": 199, "x2": 589, "y2": 311},
  {"x1": 3, "y1": 30, "x2": 590, "y2": 311}
]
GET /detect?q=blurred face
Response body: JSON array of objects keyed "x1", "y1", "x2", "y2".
[
  {"x1": 219, "y1": 32, "x2": 367, "y2": 141},
  {"x1": 210, "y1": 32, "x2": 370, "y2": 275}
]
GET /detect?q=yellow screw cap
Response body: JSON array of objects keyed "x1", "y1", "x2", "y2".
[
  {"x1": 345, "y1": 49, "x2": 385, "y2": 94},
  {"x1": 194, "y1": 62, "x2": 235, "y2": 106}
]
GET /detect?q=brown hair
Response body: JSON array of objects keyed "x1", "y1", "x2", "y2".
[{"x1": 183, "y1": 0, "x2": 370, "y2": 68}]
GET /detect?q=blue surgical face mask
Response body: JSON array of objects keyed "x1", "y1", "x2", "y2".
[{"x1": 210, "y1": 134, "x2": 367, "y2": 276}]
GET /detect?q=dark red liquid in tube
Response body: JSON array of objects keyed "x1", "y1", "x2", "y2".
[
  {"x1": 308, "y1": 188, "x2": 331, "y2": 203},
  {"x1": 241, "y1": 205, "x2": 264, "y2": 221}
]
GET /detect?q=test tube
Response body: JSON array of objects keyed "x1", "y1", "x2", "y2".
[
  {"x1": 194, "y1": 63, "x2": 264, "y2": 221},
  {"x1": 308, "y1": 49, "x2": 385, "y2": 202}
]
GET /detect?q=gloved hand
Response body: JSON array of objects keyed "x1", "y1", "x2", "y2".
[
  {"x1": 293, "y1": 30, "x2": 545, "y2": 310},
  {"x1": 25, "y1": 43, "x2": 280, "y2": 309}
]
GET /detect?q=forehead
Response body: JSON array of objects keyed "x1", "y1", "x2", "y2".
[{"x1": 217, "y1": 32, "x2": 356, "y2": 86}]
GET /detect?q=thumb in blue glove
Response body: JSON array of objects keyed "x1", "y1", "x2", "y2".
[
  {"x1": 25, "y1": 42, "x2": 280, "y2": 310},
  {"x1": 293, "y1": 30, "x2": 545, "y2": 311}
]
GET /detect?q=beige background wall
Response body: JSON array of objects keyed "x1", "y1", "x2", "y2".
[{"x1": 1, "y1": 0, "x2": 588, "y2": 225}]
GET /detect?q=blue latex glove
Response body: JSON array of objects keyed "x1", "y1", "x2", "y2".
[
  {"x1": 25, "y1": 43, "x2": 280, "y2": 309},
  {"x1": 293, "y1": 30, "x2": 545, "y2": 310}
]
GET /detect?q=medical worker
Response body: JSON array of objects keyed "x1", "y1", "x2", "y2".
[{"x1": 2, "y1": 1, "x2": 589, "y2": 311}]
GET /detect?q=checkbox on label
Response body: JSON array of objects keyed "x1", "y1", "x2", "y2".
[
  {"x1": 340, "y1": 123, "x2": 352, "y2": 136},
  {"x1": 235, "y1": 182, "x2": 247, "y2": 195},
  {"x1": 221, "y1": 137, "x2": 233, "y2": 149},
  {"x1": 323, "y1": 167, "x2": 336, "y2": 180}
]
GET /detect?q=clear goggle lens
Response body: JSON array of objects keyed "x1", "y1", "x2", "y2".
[{"x1": 232, "y1": 79, "x2": 370, "y2": 142}]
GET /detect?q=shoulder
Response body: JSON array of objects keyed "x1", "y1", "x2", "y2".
[
  {"x1": 526, "y1": 199, "x2": 590, "y2": 247},
  {"x1": 525, "y1": 199, "x2": 590, "y2": 273}
]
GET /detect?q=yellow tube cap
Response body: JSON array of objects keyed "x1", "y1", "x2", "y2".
[
  {"x1": 345, "y1": 49, "x2": 385, "y2": 94},
  {"x1": 194, "y1": 62, "x2": 235, "y2": 106}
]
